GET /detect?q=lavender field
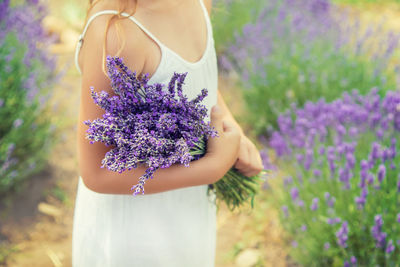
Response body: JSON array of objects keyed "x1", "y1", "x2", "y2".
[{"x1": 1, "y1": 0, "x2": 400, "y2": 266}]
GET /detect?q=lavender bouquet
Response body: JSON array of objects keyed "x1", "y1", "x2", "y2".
[{"x1": 84, "y1": 56, "x2": 262, "y2": 210}]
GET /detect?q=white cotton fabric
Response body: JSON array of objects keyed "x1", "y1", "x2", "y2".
[{"x1": 72, "y1": 1, "x2": 218, "y2": 266}]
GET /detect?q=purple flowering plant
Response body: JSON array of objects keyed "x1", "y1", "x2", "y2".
[
  {"x1": 84, "y1": 56, "x2": 262, "y2": 210},
  {"x1": 220, "y1": 0, "x2": 400, "y2": 135},
  {"x1": 0, "y1": 0, "x2": 57, "y2": 193},
  {"x1": 268, "y1": 88, "x2": 400, "y2": 266}
]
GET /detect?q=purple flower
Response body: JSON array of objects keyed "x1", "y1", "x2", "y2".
[
  {"x1": 371, "y1": 214, "x2": 387, "y2": 248},
  {"x1": 355, "y1": 187, "x2": 368, "y2": 209},
  {"x1": 370, "y1": 142, "x2": 381, "y2": 163},
  {"x1": 397, "y1": 213, "x2": 400, "y2": 223},
  {"x1": 313, "y1": 169, "x2": 321, "y2": 177},
  {"x1": 377, "y1": 164, "x2": 386, "y2": 183},
  {"x1": 304, "y1": 149, "x2": 314, "y2": 170},
  {"x1": 339, "y1": 167, "x2": 351, "y2": 189},
  {"x1": 13, "y1": 118, "x2": 23, "y2": 128},
  {"x1": 260, "y1": 149, "x2": 276, "y2": 171},
  {"x1": 7, "y1": 143, "x2": 16, "y2": 157},
  {"x1": 350, "y1": 256, "x2": 357, "y2": 265},
  {"x1": 360, "y1": 160, "x2": 369, "y2": 170},
  {"x1": 355, "y1": 196, "x2": 365, "y2": 209},
  {"x1": 375, "y1": 214, "x2": 383, "y2": 226},
  {"x1": 349, "y1": 126, "x2": 358, "y2": 137},
  {"x1": 296, "y1": 199, "x2": 305, "y2": 207},
  {"x1": 291, "y1": 187, "x2": 299, "y2": 200},
  {"x1": 0, "y1": 0, "x2": 10, "y2": 21},
  {"x1": 366, "y1": 173, "x2": 374, "y2": 185},
  {"x1": 327, "y1": 196, "x2": 336, "y2": 208},
  {"x1": 310, "y1": 197, "x2": 319, "y2": 211},
  {"x1": 296, "y1": 153, "x2": 304, "y2": 165},
  {"x1": 336, "y1": 124, "x2": 346, "y2": 136},
  {"x1": 376, "y1": 128, "x2": 384, "y2": 139},
  {"x1": 336, "y1": 221, "x2": 349, "y2": 248},
  {"x1": 339, "y1": 167, "x2": 349, "y2": 183},
  {"x1": 346, "y1": 152, "x2": 356, "y2": 169},
  {"x1": 324, "y1": 242, "x2": 330, "y2": 250},
  {"x1": 386, "y1": 240, "x2": 395, "y2": 254},
  {"x1": 359, "y1": 169, "x2": 369, "y2": 188},
  {"x1": 327, "y1": 217, "x2": 341, "y2": 225}
]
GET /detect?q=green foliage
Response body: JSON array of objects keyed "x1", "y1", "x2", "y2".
[
  {"x1": 273, "y1": 132, "x2": 400, "y2": 266},
  {"x1": 221, "y1": 0, "x2": 400, "y2": 135},
  {"x1": 211, "y1": 0, "x2": 264, "y2": 54},
  {"x1": 268, "y1": 88, "x2": 400, "y2": 266},
  {"x1": 0, "y1": 243, "x2": 18, "y2": 264},
  {"x1": 0, "y1": 1, "x2": 58, "y2": 194},
  {"x1": 49, "y1": 185, "x2": 69, "y2": 205},
  {"x1": 244, "y1": 44, "x2": 397, "y2": 134}
]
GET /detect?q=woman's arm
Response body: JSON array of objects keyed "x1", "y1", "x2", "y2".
[
  {"x1": 79, "y1": 105, "x2": 240, "y2": 195},
  {"x1": 77, "y1": 13, "x2": 241, "y2": 195},
  {"x1": 217, "y1": 91, "x2": 264, "y2": 177}
]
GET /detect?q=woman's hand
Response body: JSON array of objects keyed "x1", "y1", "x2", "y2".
[
  {"x1": 234, "y1": 134, "x2": 263, "y2": 177},
  {"x1": 206, "y1": 105, "x2": 241, "y2": 181}
]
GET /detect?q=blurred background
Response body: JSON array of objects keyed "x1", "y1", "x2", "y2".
[{"x1": 1, "y1": 0, "x2": 400, "y2": 266}]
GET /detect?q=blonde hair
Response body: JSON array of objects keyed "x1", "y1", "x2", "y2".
[{"x1": 86, "y1": 0, "x2": 137, "y2": 73}]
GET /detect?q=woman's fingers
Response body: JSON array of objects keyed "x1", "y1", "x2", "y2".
[
  {"x1": 222, "y1": 120, "x2": 238, "y2": 135},
  {"x1": 209, "y1": 109, "x2": 263, "y2": 178},
  {"x1": 235, "y1": 138, "x2": 250, "y2": 171},
  {"x1": 247, "y1": 142, "x2": 263, "y2": 176},
  {"x1": 235, "y1": 136, "x2": 263, "y2": 177},
  {"x1": 206, "y1": 107, "x2": 241, "y2": 174}
]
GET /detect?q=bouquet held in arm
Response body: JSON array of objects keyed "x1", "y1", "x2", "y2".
[{"x1": 84, "y1": 56, "x2": 263, "y2": 210}]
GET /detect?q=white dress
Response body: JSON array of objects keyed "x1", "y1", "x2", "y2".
[{"x1": 72, "y1": 1, "x2": 218, "y2": 266}]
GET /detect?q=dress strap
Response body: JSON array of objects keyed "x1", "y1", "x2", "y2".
[
  {"x1": 74, "y1": 10, "x2": 164, "y2": 74},
  {"x1": 198, "y1": 0, "x2": 212, "y2": 37}
]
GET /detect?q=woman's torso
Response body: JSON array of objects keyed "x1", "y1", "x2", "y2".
[{"x1": 73, "y1": 0, "x2": 219, "y2": 266}]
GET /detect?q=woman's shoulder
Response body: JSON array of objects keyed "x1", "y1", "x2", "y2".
[
  {"x1": 79, "y1": 1, "x2": 148, "y2": 76},
  {"x1": 84, "y1": 0, "x2": 145, "y2": 52}
]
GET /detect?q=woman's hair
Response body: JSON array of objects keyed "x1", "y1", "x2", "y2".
[{"x1": 86, "y1": 0, "x2": 137, "y2": 73}]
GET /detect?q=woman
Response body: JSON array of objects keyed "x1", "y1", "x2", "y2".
[{"x1": 73, "y1": 0, "x2": 263, "y2": 266}]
